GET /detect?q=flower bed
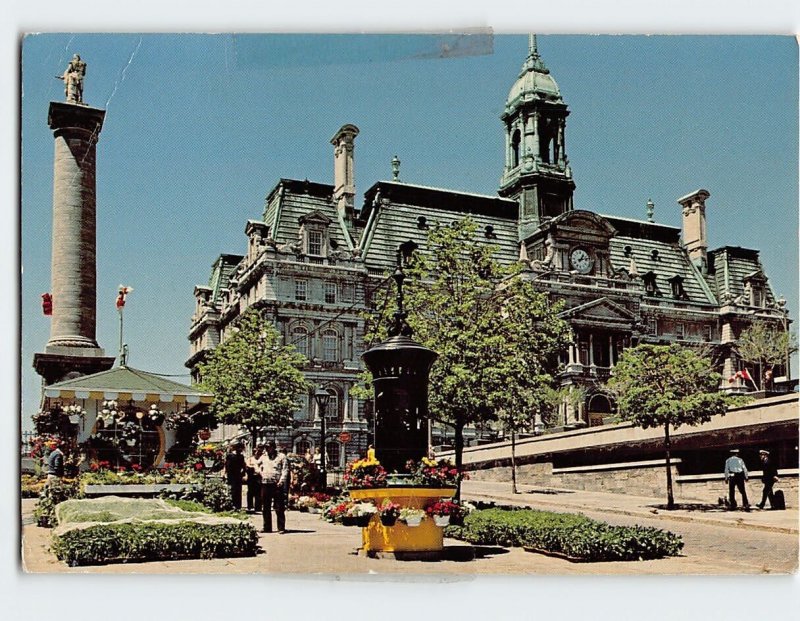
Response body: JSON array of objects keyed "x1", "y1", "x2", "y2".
[
  {"x1": 50, "y1": 497, "x2": 258, "y2": 566},
  {"x1": 444, "y1": 508, "x2": 683, "y2": 562},
  {"x1": 21, "y1": 474, "x2": 47, "y2": 498},
  {"x1": 80, "y1": 464, "x2": 204, "y2": 486}
]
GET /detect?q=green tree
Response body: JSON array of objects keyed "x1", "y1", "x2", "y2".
[
  {"x1": 607, "y1": 344, "x2": 729, "y2": 509},
  {"x1": 364, "y1": 218, "x2": 571, "y2": 495},
  {"x1": 735, "y1": 321, "x2": 797, "y2": 390},
  {"x1": 198, "y1": 309, "x2": 309, "y2": 448}
]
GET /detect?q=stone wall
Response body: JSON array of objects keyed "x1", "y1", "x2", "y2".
[{"x1": 467, "y1": 460, "x2": 798, "y2": 507}]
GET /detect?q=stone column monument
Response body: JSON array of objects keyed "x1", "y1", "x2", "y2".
[{"x1": 34, "y1": 56, "x2": 115, "y2": 385}]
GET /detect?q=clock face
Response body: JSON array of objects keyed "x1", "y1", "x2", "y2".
[{"x1": 570, "y1": 248, "x2": 593, "y2": 274}]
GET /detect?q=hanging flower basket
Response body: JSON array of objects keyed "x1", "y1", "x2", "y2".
[
  {"x1": 354, "y1": 514, "x2": 373, "y2": 527},
  {"x1": 341, "y1": 516, "x2": 359, "y2": 526},
  {"x1": 399, "y1": 507, "x2": 425, "y2": 527},
  {"x1": 203, "y1": 458, "x2": 215, "y2": 469},
  {"x1": 380, "y1": 514, "x2": 398, "y2": 527},
  {"x1": 198, "y1": 429, "x2": 211, "y2": 441},
  {"x1": 433, "y1": 514, "x2": 450, "y2": 527}
]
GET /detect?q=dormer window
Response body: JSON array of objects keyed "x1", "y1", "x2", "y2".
[
  {"x1": 308, "y1": 230, "x2": 323, "y2": 256},
  {"x1": 643, "y1": 272, "x2": 660, "y2": 297},
  {"x1": 668, "y1": 275, "x2": 688, "y2": 301},
  {"x1": 743, "y1": 271, "x2": 768, "y2": 308},
  {"x1": 298, "y1": 210, "x2": 333, "y2": 258}
]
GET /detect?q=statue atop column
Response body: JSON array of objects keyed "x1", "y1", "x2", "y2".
[{"x1": 55, "y1": 54, "x2": 87, "y2": 104}]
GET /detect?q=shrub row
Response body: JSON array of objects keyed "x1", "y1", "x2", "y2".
[
  {"x1": 445, "y1": 508, "x2": 683, "y2": 562},
  {"x1": 51, "y1": 521, "x2": 259, "y2": 566}
]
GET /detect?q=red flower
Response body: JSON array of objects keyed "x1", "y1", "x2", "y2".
[
  {"x1": 194, "y1": 462, "x2": 204, "y2": 471},
  {"x1": 89, "y1": 463, "x2": 100, "y2": 472}
]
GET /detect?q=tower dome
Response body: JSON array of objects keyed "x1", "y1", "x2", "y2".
[
  {"x1": 505, "y1": 35, "x2": 563, "y2": 113},
  {"x1": 499, "y1": 35, "x2": 574, "y2": 240}
]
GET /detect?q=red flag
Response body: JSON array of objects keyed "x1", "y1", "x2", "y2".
[
  {"x1": 116, "y1": 285, "x2": 133, "y2": 310},
  {"x1": 41, "y1": 293, "x2": 53, "y2": 316},
  {"x1": 740, "y1": 368, "x2": 753, "y2": 382}
]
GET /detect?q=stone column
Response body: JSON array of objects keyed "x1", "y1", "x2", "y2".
[
  {"x1": 34, "y1": 102, "x2": 114, "y2": 385},
  {"x1": 47, "y1": 102, "x2": 105, "y2": 349}
]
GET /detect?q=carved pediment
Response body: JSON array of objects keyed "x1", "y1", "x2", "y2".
[
  {"x1": 547, "y1": 210, "x2": 618, "y2": 241},
  {"x1": 298, "y1": 209, "x2": 332, "y2": 226},
  {"x1": 559, "y1": 297, "x2": 637, "y2": 325}
]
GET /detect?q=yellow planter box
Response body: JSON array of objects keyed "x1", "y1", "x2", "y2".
[{"x1": 348, "y1": 487, "x2": 455, "y2": 553}]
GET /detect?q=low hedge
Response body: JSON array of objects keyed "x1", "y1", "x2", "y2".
[
  {"x1": 445, "y1": 508, "x2": 683, "y2": 562},
  {"x1": 51, "y1": 521, "x2": 259, "y2": 566}
]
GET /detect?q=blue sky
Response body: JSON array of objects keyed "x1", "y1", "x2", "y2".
[{"x1": 20, "y1": 34, "x2": 799, "y2": 430}]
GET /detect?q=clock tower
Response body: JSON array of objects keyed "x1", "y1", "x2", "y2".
[{"x1": 499, "y1": 36, "x2": 575, "y2": 241}]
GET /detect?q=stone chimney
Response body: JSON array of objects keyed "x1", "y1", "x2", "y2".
[
  {"x1": 677, "y1": 189, "x2": 710, "y2": 272},
  {"x1": 331, "y1": 124, "x2": 359, "y2": 227}
]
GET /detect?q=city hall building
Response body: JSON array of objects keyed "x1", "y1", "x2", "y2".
[{"x1": 186, "y1": 38, "x2": 791, "y2": 468}]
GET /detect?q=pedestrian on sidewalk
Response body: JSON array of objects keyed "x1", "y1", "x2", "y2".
[
  {"x1": 756, "y1": 449, "x2": 779, "y2": 510},
  {"x1": 224, "y1": 442, "x2": 246, "y2": 511},
  {"x1": 724, "y1": 448, "x2": 750, "y2": 511},
  {"x1": 46, "y1": 440, "x2": 64, "y2": 483},
  {"x1": 245, "y1": 445, "x2": 263, "y2": 513},
  {"x1": 258, "y1": 441, "x2": 288, "y2": 533}
]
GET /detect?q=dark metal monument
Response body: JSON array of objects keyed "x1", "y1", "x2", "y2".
[{"x1": 361, "y1": 241, "x2": 438, "y2": 473}]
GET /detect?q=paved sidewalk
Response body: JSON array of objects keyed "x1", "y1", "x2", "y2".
[
  {"x1": 461, "y1": 479, "x2": 799, "y2": 534},
  {"x1": 20, "y1": 487, "x2": 799, "y2": 575}
]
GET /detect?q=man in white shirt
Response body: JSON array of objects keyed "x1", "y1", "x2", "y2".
[
  {"x1": 724, "y1": 448, "x2": 750, "y2": 511},
  {"x1": 257, "y1": 441, "x2": 288, "y2": 533}
]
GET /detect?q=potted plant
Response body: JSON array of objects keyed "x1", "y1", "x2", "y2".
[
  {"x1": 379, "y1": 500, "x2": 401, "y2": 526},
  {"x1": 425, "y1": 499, "x2": 461, "y2": 527},
  {"x1": 399, "y1": 507, "x2": 425, "y2": 527},
  {"x1": 406, "y1": 457, "x2": 463, "y2": 488},
  {"x1": 322, "y1": 498, "x2": 352, "y2": 524},
  {"x1": 344, "y1": 502, "x2": 378, "y2": 527},
  {"x1": 343, "y1": 457, "x2": 388, "y2": 490}
]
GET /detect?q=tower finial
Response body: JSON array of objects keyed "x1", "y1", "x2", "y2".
[{"x1": 528, "y1": 34, "x2": 538, "y2": 57}]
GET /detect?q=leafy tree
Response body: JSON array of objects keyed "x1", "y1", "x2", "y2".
[
  {"x1": 735, "y1": 321, "x2": 797, "y2": 390},
  {"x1": 197, "y1": 309, "x2": 309, "y2": 448},
  {"x1": 363, "y1": 218, "x2": 571, "y2": 495},
  {"x1": 607, "y1": 344, "x2": 729, "y2": 509}
]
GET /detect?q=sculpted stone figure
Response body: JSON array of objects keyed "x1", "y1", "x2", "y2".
[{"x1": 56, "y1": 54, "x2": 86, "y2": 104}]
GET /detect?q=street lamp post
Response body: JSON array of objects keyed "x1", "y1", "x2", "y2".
[
  {"x1": 314, "y1": 387, "x2": 331, "y2": 490},
  {"x1": 776, "y1": 297, "x2": 790, "y2": 378}
]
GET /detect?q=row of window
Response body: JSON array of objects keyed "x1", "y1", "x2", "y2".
[
  {"x1": 289, "y1": 327, "x2": 342, "y2": 361},
  {"x1": 295, "y1": 279, "x2": 355, "y2": 304}
]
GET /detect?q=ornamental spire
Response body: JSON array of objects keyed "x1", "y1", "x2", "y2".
[{"x1": 522, "y1": 33, "x2": 549, "y2": 74}]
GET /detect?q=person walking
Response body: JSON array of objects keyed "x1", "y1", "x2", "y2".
[
  {"x1": 245, "y1": 446, "x2": 263, "y2": 514},
  {"x1": 756, "y1": 449, "x2": 779, "y2": 509},
  {"x1": 46, "y1": 440, "x2": 64, "y2": 483},
  {"x1": 724, "y1": 448, "x2": 750, "y2": 511},
  {"x1": 224, "y1": 442, "x2": 246, "y2": 510},
  {"x1": 258, "y1": 441, "x2": 288, "y2": 533}
]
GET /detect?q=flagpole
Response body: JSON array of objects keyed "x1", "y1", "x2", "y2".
[{"x1": 119, "y1": 306, "x2": 124, "y2": 365}]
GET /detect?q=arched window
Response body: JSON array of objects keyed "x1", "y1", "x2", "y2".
[
  {"x1": 322, "y1": 329, "x2": 339, "y2": 362},
  {"x1": 325, "y1": 441, "x2": 342, "y2": 470},
  {"x1": 292, "y1": 325, "x2": 309, "y2": 358},
  {"x1": 295, "y1": 439, "x2": 311, "y2": 456},
  {"x1": 511, "y1": 129, "x2": 521, "y2": 168}
]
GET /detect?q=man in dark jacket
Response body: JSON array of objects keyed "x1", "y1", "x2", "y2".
[
  {"x1": 46, "y1": 440, "x2": 64, "y2": 482},
  {"x1": 756, "y1": 449, "x2": 779, "y2": 509},
  {"x1": 224, "y1": 442, "x2": 246, "y2": 510}
]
